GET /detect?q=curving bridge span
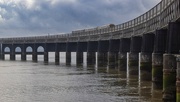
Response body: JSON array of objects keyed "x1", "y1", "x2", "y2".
[{"x1": 0, "y1": 0, "x2": 180, "y2": 101}]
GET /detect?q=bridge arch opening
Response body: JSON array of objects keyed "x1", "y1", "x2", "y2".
[
  {"x1": 37, "y1": 46, "x2": 44, "y2": 61},
  {"x1": 15, "y1": 47, "x2": 21, "y2": 52},
  {"x1": 26, "y1": 46, "x2": 33, "y2": 60},
  {"x1": 15, "y1": 47, "x2": 22, "y2": 60},
  {"x1": 4, "y1": 47, "x2": 10, "y2": 60},
  {"x1": 4, "y1": 47, "x2": 10, "y2": 52},
  {"x1": 37, "y1": 46, "x2": 44, "y2": 52},
  {"x1": 26, "y1": 46, "x2": 33, "y2": 52}
]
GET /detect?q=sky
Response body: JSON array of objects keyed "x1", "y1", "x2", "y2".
[{"x1": 0, "y1": 0, "x2": 161, "y2": 37}]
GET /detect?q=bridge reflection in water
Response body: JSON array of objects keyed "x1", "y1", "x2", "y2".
[{"x1": 0, "y1": 0, "x2": 180, "y2": 101}]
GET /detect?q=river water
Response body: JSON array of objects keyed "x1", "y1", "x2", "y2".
[{"x1": 0, "y1": 52, "x2": 162, "y2": 102}]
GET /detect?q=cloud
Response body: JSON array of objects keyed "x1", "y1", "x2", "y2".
[{"x1": 0, "y1": 0, "x2": 161, "y2": 37}]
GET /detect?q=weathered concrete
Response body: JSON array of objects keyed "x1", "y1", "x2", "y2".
[
  {"x1": 97, "y1": 52, "x2": 108, "y2": 67},
  {"x1": 108, "y1": 52, "x2": 116, "y2": 68},
  {"x1": 140, "y1": 33, "x2": 154, "y2": 81},
  {"x1": 76, "y1": 52, "x2": 83, "y2": 66},
  {"x1": 118, "y1": 52, "x2": 127, "y2": 71},
  {"x1": 44, "y1": 51, "x2": 48, "y2": 63},
  {"x1": 176, "y1": 55, "x2": 180, "y2": 102},
  {"x1": 66, "y1": 52, "x2": 71, "y2": 65},
  {"x1": 128, "y1": 52, "x2": 139, "y2": 75},
  {"x1": 87, "y1": 52, "x2": 96, "y2": 66},
  {"x1": 55, "y1": 51, "x2": 60, "y2": 65},
  {"x1": 162, "y1": 54, "x2": 176, "y2": 102},
  {"x1": 140, "y1": 52, "x2": 152, "y2": 81},
  {"x1": 152, "y1": 53, "x2": 163, "y2": 89}
]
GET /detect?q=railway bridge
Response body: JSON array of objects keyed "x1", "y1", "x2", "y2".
[{"x1": 0, "y1": 0, "x2": 180, "y2": 101}]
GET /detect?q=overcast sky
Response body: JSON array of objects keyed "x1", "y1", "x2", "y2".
[{"x1": 0, "y1": 0, "x2": 161, "y2": 37}]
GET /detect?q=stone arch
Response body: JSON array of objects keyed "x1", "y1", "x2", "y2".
[
  {"x1": 4, "y1": 47, "x2": 10, "y2": 52},
  {"x1": 26, "y1": 46, "x2": 33, "y2": 52},
  {"x1": 15, "y1": 47, "x2": 22, "y2": 52},
  {"x1": 37, "y1": 46, "x2": 44, "y2": 52}
]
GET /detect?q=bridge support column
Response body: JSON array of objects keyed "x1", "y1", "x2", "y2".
[
  {"x1": 76, "y1": 52, "x2": 83, "y2": 66},
  {"x1": 162, "y1": 22, "x2": 180, "y2": 101},
  {"x1": 176, "y1": 55, "x2": 180, "y2": 102},
  {"x1": 1, "y1": 51, "x2": 4, "y2": 60},
  {"x1": 97, "y1": 40, "x2": 109, "y2": 67},
  {"x1": 108, "y1": 52, "x2": 116, "y2": 68},
  {"x1": 66, "y1": 52, "x2": 71, "y2": 65},
  {"x1": 97, "y1": 52, "x2": 108, "y2": 67},
  {"x1": 87, "y1": 52, "x2": 96, "y2": 66},
  {"x1": 162, "y1": 54, "x2": 176, "y2": 102},
  {"x1": 128, "y1": 36, "x2": 142, "y2": 75},
  {"x1": 108, "y1": 39, "x2": 120, "y2": 69},
  {"x1": 32, "y1": 44, "x2": 37, "y2": 62},
  {"x1": 55, "y1": 52, "x2": 60, "y2": 65},
  {"x1": 21, "y1": 44, "x2": 26, "y2": 61},
  {"x1": 10, "y1": 45, "x2": 15, "y2": 60},
  {"x1": 118, "y1": 38, "x2": 130, "y2": 71},
  {"x1": 140, "y1": 33, "x2": 154, "y2": 81},
  {"x1": 152, "y1": 29, "x2": 167, "y2": 89},
  {"x1": 44, "y1": 52, "x2": 48, "y2": 63},
  {"x1": 32, "y1": 52, "x2": 37, "y2": 62}
]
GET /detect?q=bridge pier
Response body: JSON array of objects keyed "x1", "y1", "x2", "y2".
[
  {"x1": 21, "y1": 45, "x2": 26, "y2": 61},
  {"x1": 118, "y1": 38, "x2": 130, "y2": 71},
  {"x1": 44, "y1": 52, "x2": 48, "y2": 63},
  {"x1": 97, "y1": 41, "x2": 109, "y2": 67},
  {"x1": 10, "y1": 45, "x2": 15, "y2": 60},
  {"x1": 87, "y1": 52, "x2": 96, "y2": 66},
  {"x1": 176, "y1": 55, "x2": 180, "y2": 102},
  {"x1": 32, "y1": 44, "x2": 37, "y2": 62},
  {"x1": 55, "y1": 43, "x2": 60, "y2": 65},
  {"x1": 140, "y1": 33, "x2": 154, "y2": 81},
  {"x1": 108, "y1": 39, "x2": 120, "y2": 69},
  {"x1": 76, "y1": 52, "x2": 83, "y2": 66},
  {"x1": 128, "y1": 36, "x2": 142, "y2": 75},
  {"x1": 55, "y1": 51, "x2": 60, "y2": 65},
  {"x1": 163, "y1": 22, "x2": 180, "y2": 101},
  {"x1": 97, "y1": 52, "x2": 108, "y2": 67},
  {"x1": 87, "y1": 41, "x2": 97, "y2": 66},
  {"x1": 66, "y1": 52, "x2": 71, "y2": 65},
  {"x1": 152, "y1": 29, "x2": 167, "y2": 89}
]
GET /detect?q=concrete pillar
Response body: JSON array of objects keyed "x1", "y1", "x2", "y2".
[
  {"x1": 87, "y1": 52, "x2": 95, "y2": 65},
  {"x1": 108, "y1": 39, "x2": 120, "y2": 69},
  {"x1": 128, "y1": 36, "x2": 142, "y2": 75},
  {"x1": 129, "y1": 53, "x2": 139, "y2": 75},
  {"x1": 10, "y1": 45, "x2": 15, "y2": 60},
  {"x1": 97, "y1": 40, "x2": 109, "y2": 67},
  {"x1": 118, "y1": 38, "x2": 130, "y2": 71},
  {"x1": 97, "y1": 52, "x2": 108, "y2": 67},
  {"x1": 108, "y1": 52, "x2": 116, "y2": 68},
  {"x1": 162, "y1": 54, "x2": 176, "y2": 102},
  {"x1": 152, "y1": 29, "x2": 167, "y2": 89},
  {"x1": 32, "y1": 44, "x2": 37, "y2": 62},
  {"x1": 21, "y1": 44, "x2": 26, "y2": 61},
  {"x1": 44, "y1": 51, "x2": 48, "y2": 63},
  {"x1": 118, "y1": 52, "x2": 127, "y2": 71},
  {"x1": 76, "y1": 52, "x2": 83, "y2": 65},
  {"x1": 140, "y1": 33, "x2": 154, "y2": 81},
  {"x1": 55, "y1": 51, "x2": 60, "y2": 65},
  {"x1": 176, "y1": 55, "x2": 180, "y2": 102},
  {"x1": 162, "y1": 22, "x2": 180, "y2": 101},
  {"x1": 66, "y1": 52, "x2": 71, "y2": 65}
]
